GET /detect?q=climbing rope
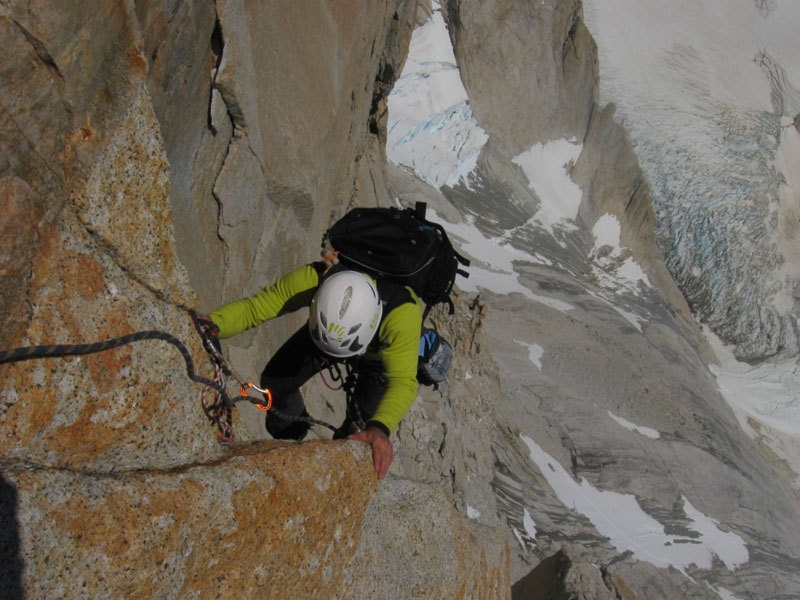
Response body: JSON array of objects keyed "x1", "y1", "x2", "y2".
[
  {"x1": 188, "y1": 308, "x2": 357, "y2": 436},
  {"x1": 0, "y1": 329, "x2": 226, "y2": 399},
  {"x1": 0, "y1": 310, "x2": 356, "y2": 441},
  {"x1": 0, "y1": 323, "x2": 247, "y2": 440},
  {"x1": 185, "y1": 310, "x2": 341, "y2": 435}
]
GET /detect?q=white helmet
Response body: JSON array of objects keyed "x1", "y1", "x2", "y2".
[{"x1": 308, "y1": 270, "x2": 383, "y2": 357}]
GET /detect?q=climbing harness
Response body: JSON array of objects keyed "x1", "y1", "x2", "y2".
[
  {"x1": 318, "y1": 358, "x2": 366, "y2": 432},
  {"x1": 187, "y1": 310, "x2": 367, "y2": 437}
]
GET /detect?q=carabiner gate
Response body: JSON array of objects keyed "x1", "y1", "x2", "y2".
[{"x1": 240, "y1": 382, "x2": 273, "y2": 411}]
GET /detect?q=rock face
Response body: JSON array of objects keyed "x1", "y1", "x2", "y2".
[
  {"x1": 444, "y1": 0, "x2": 597, "y2": 155},
  {"x1": 511, "y1": 548, "x2": 617, "y2": 600},
  {"x1": 1, "y1": 3, "x2": 221, "y2": 474},
  {"x1": 3, "y1": 435, "x2": 506, "y2": 598},
  {"x1": 4, "y1": 441, "x2": 376, "y2": 599},
  {"x1": 168, "y1": 0, "x2": 421, "y2": 312},
  {"x1": 4, "y1": 0, "x2": 799, "y2": 599},
  {"x1": 0, "y1": 1, "x2": 509, "y2": 598},
  {"x1": 344, "y1": 477, "x2": 510, "y2": 600}
]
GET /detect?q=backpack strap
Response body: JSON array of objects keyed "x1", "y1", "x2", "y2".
[
  {"x1": 311, "y1": 260, "x2": 329, "y2": 279},
  {"x1": 376, "y1": 277, "x2": 415, "y2": 315}
]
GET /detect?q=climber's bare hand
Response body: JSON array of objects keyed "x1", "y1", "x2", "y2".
[{"x1": 349, "y1": 426, "x2": 393, "y2": 479}]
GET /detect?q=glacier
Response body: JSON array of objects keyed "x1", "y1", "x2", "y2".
[{"x1": 583, "y1": 0, "x2": 800, "y2": 361}]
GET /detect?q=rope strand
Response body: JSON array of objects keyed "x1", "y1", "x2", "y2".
[
  {"x1": 0, "y1": 330, "x2": 232, "y2": 404},
  {"x1": 1, "y1": 316, "x2": 348, "y2": 438}
]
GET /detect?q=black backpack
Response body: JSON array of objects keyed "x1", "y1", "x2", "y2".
[{"x1": 322, "y1": 202, "x2": 470, "y2": 316}]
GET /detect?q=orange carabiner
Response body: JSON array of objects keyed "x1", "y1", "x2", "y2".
[{"x1": 240, "y1": 382, "x2": 273, "y2": 411}]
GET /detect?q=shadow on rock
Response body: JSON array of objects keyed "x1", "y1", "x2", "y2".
[{"x1": 0, "y1": 473, "x2": 23, "y2": 599}]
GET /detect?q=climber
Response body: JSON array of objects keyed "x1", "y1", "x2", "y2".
[{"x1": 201, "y1": 262, "x2": 424, "y2": 479}]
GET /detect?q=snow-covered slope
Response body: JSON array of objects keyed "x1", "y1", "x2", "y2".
[{"x1": 387, "y1": 3, "x2": 800, "y2": 598}]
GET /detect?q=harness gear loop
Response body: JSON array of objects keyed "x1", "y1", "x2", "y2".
[
  {"x1": 319, "y1": 357, "x2": 345, "y2": 391},
  {"x1": 341, "y1": 359, "x2": 366, "y2": 431},
  {"x1": 317, "y1": 357, "x2": 365, "y2": 430}
]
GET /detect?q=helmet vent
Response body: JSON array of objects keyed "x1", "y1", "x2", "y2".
[{"x1": 339, "y1": 286, "x2": 353, "y2": 318}]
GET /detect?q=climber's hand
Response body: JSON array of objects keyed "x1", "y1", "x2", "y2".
[
  {"x1": 349, "y1": 426, "x2": 393, "y2": 479},
  {"x1": 193, "y1": 312, "x2": 220, "y2": 337}
]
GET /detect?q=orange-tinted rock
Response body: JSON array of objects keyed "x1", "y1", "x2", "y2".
[{"x1": 5, "y1": 440, "x2": 376, "y2": 599}]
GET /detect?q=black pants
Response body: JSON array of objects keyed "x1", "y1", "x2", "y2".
[{"x1": 260, "y1": 325, "x2": 386, "y2": 440}]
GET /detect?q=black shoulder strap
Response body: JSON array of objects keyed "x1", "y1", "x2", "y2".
[
  {"x1": 376, "y1": 278, "x2": 415, "y2": 315},
  {"x1": 311, "y1": 261, "x2": 328, "y2": 279}
]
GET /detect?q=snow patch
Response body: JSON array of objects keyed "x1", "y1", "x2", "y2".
[
  {"x1": 512, "y1": 140, "x2": 583, "y2": 232},
  {"x1": 427, "y1": 210, "x2": 575, "y2": 311},
  {"x1": 590, "y1": 214, "x2": 651, "y2": 296},
  {"x1": 705, "y1": 326, "x2": 800, "y2": 488},
  {"x1": 607, "y1": 411, "x2": 660, "y2": 439},
  {"x1": 522, "y1": 507, "x2": 537, "y2": 540},
  {"x1": 509, "y1": 507, "x2": 538, "y2": 550},
  {"x1": 515, "y1": 339, "x2": 544, "y2": 370},
  {"x1": 713, "y1": 585, "x2": 744, "y2": 600},
  {"x1": 520, "y1": 433, "x2": 748, "y2": 574}
]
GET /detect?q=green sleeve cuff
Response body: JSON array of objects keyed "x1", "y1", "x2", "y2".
[{"x1": 366, "y1": 420, "x2": 390, "y2": 437}]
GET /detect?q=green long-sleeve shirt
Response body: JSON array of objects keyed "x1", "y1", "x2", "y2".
[{"x1": 209, "y1": 264, "x2": 423, "y2": 434}]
